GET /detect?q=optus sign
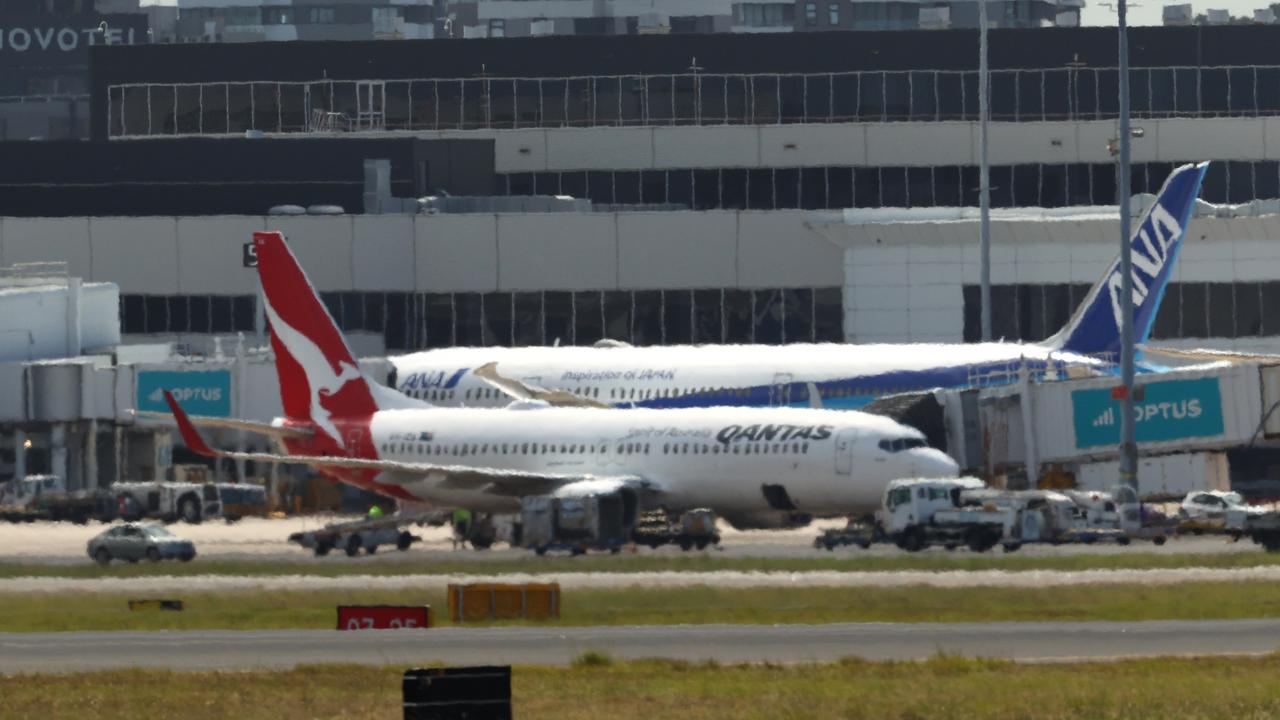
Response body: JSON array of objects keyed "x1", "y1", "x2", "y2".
[
  {"x1": 1071, "y1": 377, "x2": 1224, "y2": 449},
  {"x1": 137, "y1": 370, "x2": 232, "y2": 418}
]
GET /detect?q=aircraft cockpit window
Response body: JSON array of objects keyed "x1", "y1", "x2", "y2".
[{"x1": 879, "y1": 437, "x2": 928, "y2": 453}]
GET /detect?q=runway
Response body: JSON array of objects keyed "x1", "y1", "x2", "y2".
[{"x1": 5, "y1": 619, "x2": 1280, "y2": 673}]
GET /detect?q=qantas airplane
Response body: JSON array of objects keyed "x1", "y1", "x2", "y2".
[
  {"x1": 164, "y1": 231, "x2": 959, "y2": 529},
  {"x1": 389, "y1": 162, "x2": 1210, "y2": 411}
]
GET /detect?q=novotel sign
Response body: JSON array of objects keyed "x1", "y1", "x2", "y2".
[{"x1": 0, "y1": 14, "x2": 146, "y2": 67}]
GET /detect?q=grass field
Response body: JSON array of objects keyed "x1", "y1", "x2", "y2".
[
  {"x1": 4, "y1": 654, "x2": 1280, "y2": 720},
  {"x1": 6, "y1": 581, "x2": 1280, "y2": 632},
  {"x1": 2, "y1": 545, "x2": 1277, "y2": 579}
]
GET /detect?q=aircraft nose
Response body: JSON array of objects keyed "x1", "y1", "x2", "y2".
[{"x1": 909, "y1": 448, "x2": 960, "y2": 478}]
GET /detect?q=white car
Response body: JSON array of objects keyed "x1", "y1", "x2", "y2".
[{"x1": 1179, "y1": 491, "x2": 1252, "y2": 530}]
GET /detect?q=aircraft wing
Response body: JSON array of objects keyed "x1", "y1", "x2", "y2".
[
  {"x1": 473, "y1": 361, "x2": 612, "y2": 409},
  {"x1": 162, "y1": 390, "x2": 654, "y2": 500},
  {"x1": 133, "y1": 411, "x2": 313, "y2": 440},
  {"x1": 427, "y1": 470, "x2": 649, "y2": 498}
]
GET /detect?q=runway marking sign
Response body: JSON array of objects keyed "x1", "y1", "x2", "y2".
[{"x1": 337, "y1": 605, "x2": 432, "y2": 630}]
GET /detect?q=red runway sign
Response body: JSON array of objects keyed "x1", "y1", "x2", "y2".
[{"x1": 337, "y1": 605, "x2": 432, "y2": 630}]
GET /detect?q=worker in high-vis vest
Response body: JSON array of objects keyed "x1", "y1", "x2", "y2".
[
  {"x1": 368, "y1": 505, "x2": 384, "y2": 520},
  {"x1": 451, "y1": 508, "x2": 472, "y2": 550}
]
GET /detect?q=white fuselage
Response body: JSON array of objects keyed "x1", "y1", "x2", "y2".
[
  {"x1": 368, "y1": 404, "x2": 958, "y2": 517},
  {"x1": 390, "y1": 342, "x2": 1102, "y2": 410}
]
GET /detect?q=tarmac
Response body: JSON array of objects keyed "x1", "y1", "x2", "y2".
[
  {"x1": 0, "y1": 515, "x2": 1260, "y2": 565},
  {"x1": 4, "y1": 619, "x2": 1280, "y2": 673}
]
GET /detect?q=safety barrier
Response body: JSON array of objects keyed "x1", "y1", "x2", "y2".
[
  {"x1": 403, "y1": 666, "x2": 512, "y2": 720},
  {"x1": 447, "y1": 583, "x2": 560, "y2": 623},
  {"x1": 337, "y1": 605, "x2": 432, "y2": 630},
  {"x1": 127, "y1": 599, "x2": 184, "y2": 611}
]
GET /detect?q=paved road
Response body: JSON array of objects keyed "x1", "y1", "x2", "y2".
[{"x1": 5, "y1": 620, "x2": 1280, "y2": 674}]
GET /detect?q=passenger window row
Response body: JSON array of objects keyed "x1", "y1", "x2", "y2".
[{"x1": 378, "y1": 440, "x2": 811, "y2": 456}]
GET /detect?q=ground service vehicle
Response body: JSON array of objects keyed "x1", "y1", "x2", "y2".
[
  {"x1": 87, "y1": 523, "x2": 196, "y2": 564},
  {"x1": 1179, "y1": 491, "x2": 1254, "y2": 533},
  {"x1": 997, "y1": 490, "x2": 1129, "y2": 550},
  {"x1": 113, "y1": 481, "x2": 222, "y2": 524},
  {"x1": 813, "y1": 521, "x2": 875, "y2": 550},
  {"x1": 0, "y1": 475, "x2": 114, "y2": 523},
  {"x1": 1, "y1": 474, "x2": 267, "y2": 525},
  {"x1": 1230, "y1": 511, "x2": 1280, "y2": 551},
  {"x1": 522, "y1": 492, "x2": 634, "y2": 555},
  {"x1": 216, "y1": 483, "x2": 269, "y2": 521},
  {"x1": 883, "y1": 478, "x2": 1006, "y2": 552},
  {"x1": 288, "y1": 516, "x2": 421, "y2": 556},
  {"x1": 631, "y1": 508, "x2": 720, "y2": 550}
]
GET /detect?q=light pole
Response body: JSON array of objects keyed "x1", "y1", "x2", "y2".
[
  {"x1": 978, "y1": 0, "x2": 992, "y2": 342},
  {"x1": 1116, "y1": 0, "x2": 1138, "y2": 500}
]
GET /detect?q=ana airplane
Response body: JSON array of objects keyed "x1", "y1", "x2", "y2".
[
  {"x1": 389, "y1": 162, "x2": 1210, "y2": 411},
  {"x1": 163, "y1": 231, "x2": 959, "y2": 529}
]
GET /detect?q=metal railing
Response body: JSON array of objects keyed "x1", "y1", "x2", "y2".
[{"x1": 106, "y1": 64, "x2": 1280, "y2": 138}]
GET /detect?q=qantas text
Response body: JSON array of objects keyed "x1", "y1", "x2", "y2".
[{"x1": 716, "y1": 424, "x2": 834, "y2": 445}]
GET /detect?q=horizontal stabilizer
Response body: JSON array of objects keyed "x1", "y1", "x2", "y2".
[
  {"x1": 135, "y1": 410, "x2": 313, "y2": 440},
  {"x1": 474, "y1": 361, "x2": 612, "y2": 409},
  {"x1": 1142, "y1": 346, "x2": 1278, "y2": 364}
]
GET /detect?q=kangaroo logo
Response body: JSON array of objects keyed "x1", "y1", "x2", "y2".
[{"x1": 263, "y1": 296, "x2": 361, "y2": 448}]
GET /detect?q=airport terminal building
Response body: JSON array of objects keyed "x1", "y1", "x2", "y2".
[
  {"x1": 9, "y1": 25, "x2": 1280, "y2": 490},
  {"x1": 32, "y1": 25, "x2": 1280, "y2": 356}
]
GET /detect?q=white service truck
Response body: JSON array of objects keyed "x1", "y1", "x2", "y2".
[
  {"x1": 882, "y1": 479, "x2": 1133, "y2": 553},
  {"x1": 1, "y1": 474, "x2": 266, "y2": 525},
  {"x1": 882, "y1": 478, "x2": 1007, "y2": 552},
  {"x1": 112, "y1": 481, "x2": 223, "y2": 524}
]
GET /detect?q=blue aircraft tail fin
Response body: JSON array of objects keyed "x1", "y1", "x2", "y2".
[{"x1": 1046, "y1": 161, "x2": 1209, "y2": 359}]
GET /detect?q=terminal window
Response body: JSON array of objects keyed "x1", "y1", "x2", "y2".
[
  {"x1": 963, "y1": 281, "x2": 1273, "y2": 343},
  {"x1": 120, "y1": 287, "x2": 843, "y2": 350}
]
